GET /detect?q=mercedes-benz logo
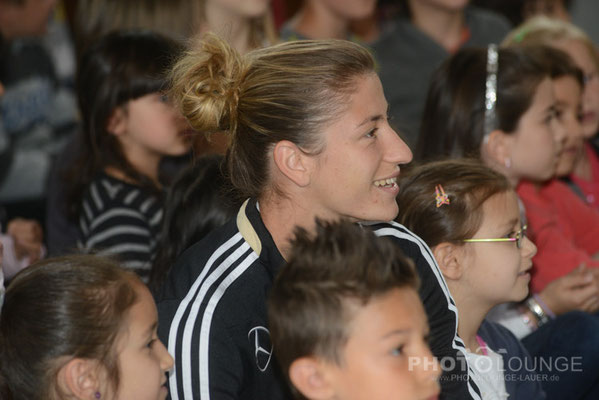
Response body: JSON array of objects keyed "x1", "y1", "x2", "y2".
[{"x1": 248, "y1": 326, "x2": 273, "y2": 372}]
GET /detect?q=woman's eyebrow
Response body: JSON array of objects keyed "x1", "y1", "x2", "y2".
[
  {"x1": 356, "y1": 104, "x2": 390, "y2": 127},
  {"x1": 357, "y1": 114, "x2": 384, "y2": 127}
]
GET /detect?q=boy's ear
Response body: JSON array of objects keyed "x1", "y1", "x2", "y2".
[
  {"x1": 57, "y1": 358, "x2": 102, "y2": 400},
  {"x1": 288, "y1": 357, "x2": 335, "y2": 400},
  {"x1": 432, "y1": 242, "x2": 464, "y2": 281},
  {"x1": 481, "y1": 129, "x2": 512, "y2": 168},
  {"x1": 272, "y1": 140, "x2": 312, "y2": 188},
  {"x1": 106, "y1": 107, "x2": 127, "y2": 137}
]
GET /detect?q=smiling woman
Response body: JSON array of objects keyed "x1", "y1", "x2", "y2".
[
  {"x1": 157, "y1": 35, "x2": 481, "y2": 399},
  {"x1": 293, "y1": 72, "x2": 408, "y2": 223}
]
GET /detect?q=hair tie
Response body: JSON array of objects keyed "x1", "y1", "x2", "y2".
[
  {"x1": 227, "y1": 84, "x2": 241, "y2": 132},
  {"x1": 225, "y1": 60, "x2": 248, "y2": 135},
  {"x1": 484, "y1": 44, "x2": 499, "y2": 138}
]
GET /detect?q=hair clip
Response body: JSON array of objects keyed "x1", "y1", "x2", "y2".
[{"x1": 435, "y1": 185, "x2": 450, "y2": 208}]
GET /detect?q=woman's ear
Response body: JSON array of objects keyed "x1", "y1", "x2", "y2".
[
  {"x1": 288, "y1": 357, "x2": 335, "y2": 400},
  {"x1": 57, "y1": 358, "x2": 102, "y2": 400},
  {"x1": 432, "y1": 242, "x2": 464, "y2": 281},
  {"x1": 272, "y1": 140, "x2": 312, "y2": 187},
  {"x1": 481, "y1": 129, "x2": 513, "y2": 169},
  {"x1": 106, "y1": 107, "x2": 128, "y2": 137}
]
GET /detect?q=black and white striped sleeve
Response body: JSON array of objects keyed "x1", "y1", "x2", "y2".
[
  {"x1": 369, "y1": 221, "x2": 482, "y2": 400},
  {"x1": 79, "y1": 180, "x2": 162, "y2": 280}
]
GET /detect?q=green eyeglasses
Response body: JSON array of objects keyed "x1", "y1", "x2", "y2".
[{"x1": 463, "y1": 225, "x2": 528, "y2": 249}]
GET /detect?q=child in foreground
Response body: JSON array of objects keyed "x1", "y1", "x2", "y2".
[
  {"x1": 268, "y1": 219, "x2": 441, "y2": 400},
  {"x1": 396, "y1": 159, "x2": 545, "y2": 399},
  {"x1": 0, "y1": 255, "x2": 174, "y2": 400}
]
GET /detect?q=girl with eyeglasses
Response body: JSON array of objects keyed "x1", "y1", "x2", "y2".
[
  {"x1": 414, "y1": 44, "x2": 599, "y2": 399},
  {"x1": 396, "y1": 158, "x2": 542, "y2": 399}
]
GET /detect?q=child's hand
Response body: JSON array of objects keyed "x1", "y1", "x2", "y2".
[
  {"x1": 537, "y1": 264, "x2": 599, "y2": 315},
  {"x1": 7, "y1": 218, "x2": 43, "y2": 263}
]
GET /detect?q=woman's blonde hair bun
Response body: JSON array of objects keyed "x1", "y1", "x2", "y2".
[{"x1": 169, "y1": 33, "x2": 247, "y2": 135}]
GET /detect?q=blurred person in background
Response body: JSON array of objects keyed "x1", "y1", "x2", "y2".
[{"x1": 0, "y1": 0, "x2": 78, "y2": 226}]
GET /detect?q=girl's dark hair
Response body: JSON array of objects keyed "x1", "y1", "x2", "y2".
[
  {"x1": 415, "y1": 45, "x2": 561, "y2": 162},
  {"x1": 0, "y1": 255, "x2": 139, "y2": 400},
  {"x1": 149, "y1": 154, "x2": 240, "y2": 293},
  {"x1": 66, "y1": 30, "x2": 183, "y2": 221},
  {"x1": 396, "y1": 158, "x2": 512, "y2": 248}
]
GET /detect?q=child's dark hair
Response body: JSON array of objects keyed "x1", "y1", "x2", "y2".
[
  {"x1": 0, "y1": 255, "x2": 140, "y2": 400},
  {"x1": 395, "y1": 159, "x2": 511, "y2": 248},
  {"x1": 150, "y1": 154, "x2": 240, "y2": 293},
  {"x1": 268, "y1": 219, "x2": 419, "y2": 399},
  {"x1": 67, "y1": 30, "x2": 183, "y2": 221},
  {"x1": 415, "y1": 45, "x2": 581, "y2": 162},
  {"x1": 505, "y1": 42, "x2": 583, "y2": 88}
]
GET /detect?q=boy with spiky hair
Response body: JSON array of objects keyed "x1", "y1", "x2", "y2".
[{"x1": 268, "y1": 219, "x2": 441, "y2": 400}]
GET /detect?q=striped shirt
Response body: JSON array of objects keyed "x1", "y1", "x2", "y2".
[
  {"x1": 157, "y1": 199, "x2": 482, "y2": 400},
  {"x1": 78, "y1": 172, "x2": 163, "y2": 282}
]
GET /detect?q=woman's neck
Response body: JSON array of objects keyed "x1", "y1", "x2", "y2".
[
  {"x1": 258, "y1": 192, "x2": 323, "y2": 260},
  {"x1": 202, "y1": 4, "x2": 253, "y2": 54},
  {"x1": 291, "y1": 2, "x2": 351, "y2": 39},
  {"x1": 408, "y1": 1, "x2": 465, "y2": 52}
]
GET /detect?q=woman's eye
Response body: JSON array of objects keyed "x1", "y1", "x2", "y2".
[
  {"x1": 147, "y1": 338, "x2": 157, "y2": 349},
  {"x1": 159, "y1": 94, "x2": 169, "y2": 103},
  {"x1": 366, "y1": 128, "x2": 378, "y2": 138}
]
